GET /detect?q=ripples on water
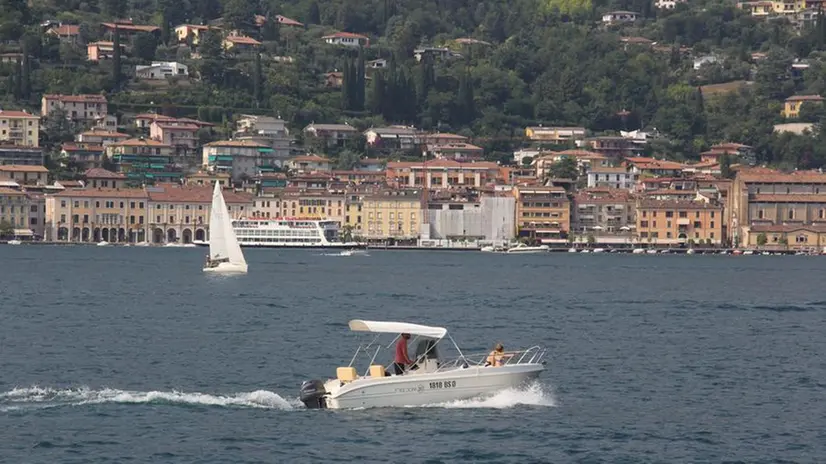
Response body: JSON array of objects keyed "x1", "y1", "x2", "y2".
[{"x1": 1, "y1": 247, "x2": 825, "y2": 462}]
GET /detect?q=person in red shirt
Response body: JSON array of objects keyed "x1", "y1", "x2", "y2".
[{"x1": 393, "y1": 333, "x2": 413, "y2": 375}]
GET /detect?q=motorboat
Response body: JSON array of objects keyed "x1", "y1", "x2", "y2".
[
  {"x1": 505, "y1": 243, "x2": 549, "y2": 254},
  {"x1": 580, "y1": 249, "x2": 590, "y2": 253},
  {"x1": 568, "y1": 247, "x2": 577, "y2": 253},
  {"x1": 632, "y1": 248, "x2": 645, "y2": 254},
  {"x1": 299, "y1": 320, "x2": 546, "y2": 409},
  {"x1": 7, "y1": 239, "x2": 21, "y2": 245},
  {"x1": 203, "y1": 182, "x2": 248, "y2": 274},
  {"x1": 686, "y1": 249, "x2": 696, "y2": 255},
  {"x1": 97, "y1": 241, "x2": 109, "y2": 246},
  {"x1": 592, "y1": 248, "x2": 605, "y2": 253},
  {"x1": 646, "y1": 249, "x2": 658, "y2": 254},
  {"x1": 481, "y1": 244, "x2": 507, "y2": 253}
]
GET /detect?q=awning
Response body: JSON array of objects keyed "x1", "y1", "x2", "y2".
[
  {"x1": 348, "y1": 319, "x2": 447, "y2": 340},
  {"x1": 258, "y1": 148, "x2": 274, "y2": 153},
  {"x1": 13, "y1": 229, "x2": 33, "y2": 236}
]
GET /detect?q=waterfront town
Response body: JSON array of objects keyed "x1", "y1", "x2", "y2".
[{"x1": 1, "y1": 94, "x2": 826, "y2": 252}]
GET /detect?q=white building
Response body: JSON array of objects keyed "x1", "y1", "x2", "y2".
[
  {"x1": 655, "y1": 0, "x2": 686, "y2": 8},
  {"x1": 322, "y1": 32, "x2": 369, "y2": 47},
  {"x1": 587, "y1": 167, "x2": 637, "y2": 190},
  {"x1": 234, "y1": 114, "x2": 292, "y2": 162},
  {"x1": 135, "y1": 61, "x2": 189, "y2": 79},
  {"x1": 602, "y1": 11, "x2": 639, "y2": 24},
  {"x1": 423, "y1": 195, "x2": 516, "y2": 248}
]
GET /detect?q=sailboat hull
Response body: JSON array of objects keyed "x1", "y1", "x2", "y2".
[{"x1": 203, "y1": 262, "x2": 248, "y2": 273}]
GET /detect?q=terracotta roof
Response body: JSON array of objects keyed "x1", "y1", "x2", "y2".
[
  {"x1": 290, "y1": 155, "x2": 331, "y2": 162},
  {"x1": 644, "y1": 189, "x2": 697, "y2": 196},
  {"x1": 177, "y1": 24, "x2": 221, "y2": 31},
  {"x1": 54, "y1": 188, "x2": 149, "y2": 199},
  {"x1": 62, "y1": 143, "x2": 104, "y2": 152},
  {"x1": 154, "y1": 123, "x2": 200, "y2": 131},
  {"x1": 147, "y1": 184, "x2": 253, "y2": 203},
  {"x1": 110, "y1": 138, "x2": 172, "y2": 147},
  {"x1": 750, "y1": 224, "x2": 826, "y2": 233},
  {"x1": 738, "y1": 171, "x2": 826, "y2": 183},
  {"x1": 637, "y1": 199, "x2": 721, "y2": 210},
  {"x1": 88, "y1": 41, "x2": 115, "y2": 47},
  {"x1": 49, "y1": 25, "x2": 80, "y2": 36},
  {"x1": 0, "y1": 110, "x2": 38, "y2": 118},
  {"x1": 751, "y1": 194, "x2": 826, "y2": 202},
  {"x1": 575, "y1": 188, "x2": 633, "y2": 203},
  {"x1": 785, "y1": 95, "x2": 824, "y2": 102},
  {"x1": 225, "y1": 35, "x2": 261, "y2": 46},
  {"x1": 102, "y1": 22, "x2": 160, "y2": 33},
  {"x1": 589, "y1": 167, "x2": 630, "y2": 174},
  {"x1": 204, "y1": 140, "x2": 268, "y2": 148},
  {"x1": 323, "y1": 32, "x2": 369, "y2": 40},
  {"x1": 44, "y1": 94, "x2": 107, "y2": 103},
  {"x1": 79, "y1": 130, "x2": 128, "y2": 138},
  {"x1": 554, "y1": 149, "x2": 607, "y2": 159},
  {"x1": 0, "y1": 187, "x2": 26, "y2": 195},
  {"x1": 275, "y1": 15, "x2": 303, "y2": 27},
  {"x1": 305, "y1": 123, "x2": 358, "y2": 132},
  {"x1": 431, "y1": 143, "x2": 483, "y2": 151},
  {"x1": 387, "y1": 160, "x2": 499, "y2": 169},
  {"x1": 421, "y1": 133, "x2": 468, "y2": 141},
  {"x1": 0, "y1": 165, "x2": 48, "y2": 173},
  {"x1": 84, "y1": 168, "x2": 126, "y2": 179}
]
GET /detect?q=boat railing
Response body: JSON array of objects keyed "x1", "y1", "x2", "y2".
[{"x1": 435, "y1": 346, "x2": 546, "y2": 371}]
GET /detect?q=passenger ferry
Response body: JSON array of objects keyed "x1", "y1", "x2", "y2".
[{"x1": 196, "y1": 218, "x2": 365, "y2": 249}]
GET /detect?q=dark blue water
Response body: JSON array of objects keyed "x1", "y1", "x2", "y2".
[{"x1": 1, "y1": 246, "x2": 825, "y2": 463}]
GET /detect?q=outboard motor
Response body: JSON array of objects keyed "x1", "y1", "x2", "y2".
[{"x1": 299, "y1": 379, "x2": 327, "y2": 409}]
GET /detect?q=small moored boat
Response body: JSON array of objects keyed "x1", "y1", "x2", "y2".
[
  {"x1": 505, "y1": 243, "x2": 549, "y2": 254},
  {"x1": 299, "y1": 320, "x2": 546, "y2": 409}
]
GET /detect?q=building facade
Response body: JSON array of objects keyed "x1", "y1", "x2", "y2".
[
  {"x1": 0, "y1": 110, "x2": 40, "y2": 147},
  {"x1": 636, "y1": 199, "x2": 723, "y2": 245},
  {"x1": 513, "y1": 185, "x2": 571, "y2": 243},
  {"x1": 42, "y1": 94, "x2": 108, "y2": 121},
  {"x1": 202, "y1": 140, "x2": 272, "y2": 182}
]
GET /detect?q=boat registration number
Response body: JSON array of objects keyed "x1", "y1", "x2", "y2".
[{"x1": 429, "y1": 380, "x2": 456, "y2": 389}]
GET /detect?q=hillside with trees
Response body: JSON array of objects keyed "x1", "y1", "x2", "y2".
[{"x1": 4, "y1": 0, "x2": 826, "y2": 169}]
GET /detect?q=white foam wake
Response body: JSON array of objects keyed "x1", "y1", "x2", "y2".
[
  {"x1": 420, "y1": 382, "x2": 556, "y2": 409},
  {"x1": 0, "y1": 386, "x2": 295, "y2": 412}
]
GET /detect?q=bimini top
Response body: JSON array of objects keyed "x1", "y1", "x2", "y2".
[{"x1": 348, "y1": 320, "x2": 448, "y2": 340}]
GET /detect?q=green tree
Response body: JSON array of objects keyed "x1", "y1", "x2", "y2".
[
  {"x1": 336, "y1": 149, "x2": 361, "y2": 170},
  {"x1": 102, "y1": 0, "x2": 127, "y2": 17},
  {"x1": 111, "y1": 26, "x2": 122, "y2": 91},
  {"x1": 0, "y1": 220, "x2": 13, "y2": 238},
  {"x1": 756, "y1": 232, "x2": 768, "y2": 247},
  {"x1": 0, "y1": 0, "x2": 30, "y2": 41},
  {"x1": 547, "y1": 157, "x2": 578, "y2": 179},
  {"x1": 133, "y1": 33, "x2": 158, "y2": 62},
  {"x1": 720, "y1": 153, "x2": 733, "y2": 179},
  {"x1": 253, "y1": 51, "x2": 263, "y2": 106},
  {"x1": 223, "y1": 0, "x2": 252, "y2": 33}
]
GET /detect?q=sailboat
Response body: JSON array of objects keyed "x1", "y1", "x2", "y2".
[{"x1": 203, "y1": 182, "x2": 248, "y2": 274}]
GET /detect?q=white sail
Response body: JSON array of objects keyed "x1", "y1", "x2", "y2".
[{"x1": 206, "y1": 182, "x2": 247, "y2": 272}]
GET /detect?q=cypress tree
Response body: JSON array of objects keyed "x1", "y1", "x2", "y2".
[
  {"x1": 112, "y1": 26, "x2": 122, "y2": 92},
  {"x1": 20, "y1": 45, "x2": 30, "y2": 100},
  {"x1": 355, "y1": 47, "x2": 365, "y2": 111},
  {"x1": 341, "y1": 59, "x2": 352, "y2": 110},
  {"x1": 253, "y1": 51, "x2": 263, "y2": 106},
  {"x1": 368, "y1": 70, "x2": 385, "y2": 115}
]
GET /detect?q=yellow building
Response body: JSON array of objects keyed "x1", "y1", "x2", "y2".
[
  {"x1": 636, "y1": 199, "x2": 724, "y2": 245},
  {"x1": 513, "y1": 185, "x2": 571, "y2": 243},
  {"x1": 524, "y1": 126, "x2": 586, "y2": 143},
  {"x1": 782, "y1": 95, "x2": 823, "y2": 118},
  {"x1": 0, "y1": 110, "x2": 40, "y2": 147},
  {"x1": 48, "y1": 188, "x2": 150, "y2": 243},
  {"x1": 746, "y1": 224, "x2": 826, "y2": 250},
  {"x1": 174, "y1": 24, "x2": 220, "y2": 45},
  {"x1": 276, "y1": 189, "x2": 347, "y2": 226},
  {"x1": 355, "y1": 189, "x2": 422, "y2": 241},
  {"x1": 0, "y1": 187, "x2": 43, "y2": 238}
]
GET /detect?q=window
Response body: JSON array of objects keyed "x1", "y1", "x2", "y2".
[
  {"x1": 796, "y1": 234, "x2": 808, "y2": 243},
  {"x1": 120, "y1": 202, "x2": 124, "y2": 208},
  {"x1": 83, "y1": 215, "x2": 88, "y2": 223},
  {"x1": 140, "y1": 202, "x2": 144, "y2": 208},
  {"x1": 653, "y1": 221, "x2": 657, "y2": 228},
  {"x1": 61, "y1": 201, "x2": 66, "y2": 208},
  {"x1": 710, "y1": 211, "x2": 715, "y2": 218},
  {"x1": 651, "y1": 232, "x2": 659, "y2": 238},
  {"x1": 710, "y1": 221, "x2": 715, "y2": 228},
  {"x1": 758, "y1": 210, "x2": 764, "y2": 219},
  {"x1": 640, "y1": 231, "x2": 649, "y2": 238},
  {"x1": 788, "y1": 209, "x2": 794, "y2": 220},
  {"x1": 710, "y1": 232, "x2": 715, "y2": 239},
  {"x1": 642, "y1": 211, "x2": 647, "y2": 218},
  {"x1": 666, "y1": 211, "x2": 674, "y2": 218},
  {"x1": 130, "y1": 216, "x2": 135, "y2": 224},
  {"x1": 156, "y1": 216, "x2": 161, "y2": 222},
  {"x1": 666, "y1": 232, "x2": 672, "y2": 239},
  {"x1": 157, "y1": 205, "x2": 162, "y2": 209},
  {"x1": 695, "y1": 211, "x2": 700, "y2": 218},
  {"x1": 693, "y1": 221, "x2": 701, "y2": 228},
  {"x1": 695, "y1": 232, "x2": 699, "y2": 239},
  {"x1": 139, "y1": 216, "x2": 144, "y2": 224},
  {"x1": 74, "y1": 201, "x2": 79, "y2": 208},
  {"x1": 130, "y1": 202, "x2": 135, "y2": 208},
  {"x1": 678, "y1": 212, "x2": 687, "y2": 218},
  {"x1": 169, "y1": 216, "x2": 174, "y2": 223},
  {"x1": 30, "y1": 217, "x2": 37, "y2": 225},
  {"x1": 185, "y1": 216, "x2": 190, "y2": 224},
  {"x1": 60, "y1": 214, "x2": 66, "y2": 222},
  {"x1": 185, "y1": 205, "x2": 190, "y2": 210},
  {"x1": 72, "y1": 214, "x2": 79, "y2": 222},
  {"x1": 667, "y1": 221, "x2": 672, "y2": 228}
]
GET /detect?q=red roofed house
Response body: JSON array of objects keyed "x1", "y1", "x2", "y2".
[
  {"x1": 223, "y1": 34, "x2": 262, "y2": 51},
  {"x1": 61, "y1": 143, "x2": 106, "y2": 170},
  {"x1": 428, "y1": 143, "x2": 484, "y2": 162},
  {"x1": 783, "y1": 95, "x2": 824, "y2": 118},
  {"x1": 150, "y1": 121, "x2": 200, "y2": 150},
  {"x1": 699, "y1": 142, "x2": 754, "y2": 163},
  {"x1": 47, "y1": 24, "x2": 81, "y2": 44},
  {"x1": 76, "y1": 130, "x2": 129, "y2": 146},
  {"x1": 386, "y1": 160, "x2": 505, "y2": 188},
  {"x1": 0, "y1": 165, "x2": 49, "y2": 185},
  {"x1": 286, "y1": 154, "x2": 332, "y2": 173},
  {"x1": 275, "y1": 15, "x2": 304, "y2": 27},
  {"x1": 42, "y1": 94, "x2": 108, "y2": 121},
  {"x1": 174, "y1": 24, "x2": 222, "y2": 45},
  {"x1": 322, "y1": 31, "x2": 369, "y2": 47},
  {"x1": 83, "y1": 168, "x2": 126, "y2": 189},
  {"x1": 420, "y1": 133, "x2": 469, "y2": 146},
  {"x1": 101, "y1": 20, "x2": 160, "y2": 38}
]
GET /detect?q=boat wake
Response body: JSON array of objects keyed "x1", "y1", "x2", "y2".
[
  {"x1": 0, "y1": 386, "x2": 296, "y2": 412},
  {"x1": 418, "y1": 382, "x2": 556, "y2": 409}
]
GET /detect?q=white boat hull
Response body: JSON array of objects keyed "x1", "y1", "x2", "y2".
[
  {"x1": 321, "y1": 364, "x2": 543, "y2": 409},
  {"x1": 203, "y1": 262, "x2": 248, "y2": 273}
]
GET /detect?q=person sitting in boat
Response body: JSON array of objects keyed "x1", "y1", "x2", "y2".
[
  {"x1": 205, "y1": 254, "x2": 230, "y2": 268},
  {"x1": 485, "y1": 343, "x2": 512, "y2": 367},
  {"x1": 392, "y1": 333, "x2": 413, "y2": 375}
]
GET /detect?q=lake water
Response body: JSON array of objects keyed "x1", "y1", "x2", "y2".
[{"x1": 1, "y1": 246, "x2": 825, "y2": 463}]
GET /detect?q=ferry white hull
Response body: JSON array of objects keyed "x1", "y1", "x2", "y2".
[
  {"x1": 193, "y1": 240, "x2": 365, "y2": 249},
  {"x1": 203, "y1": 262, "x2": 248, "y2": 273},
  {"x1": 319, "y1": 364, "x2": 543, "y2": 409}
]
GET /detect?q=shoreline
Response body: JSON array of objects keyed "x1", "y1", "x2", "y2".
[{"x1": 1, "y1": 240, "x2": 822, "y2": 255}]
